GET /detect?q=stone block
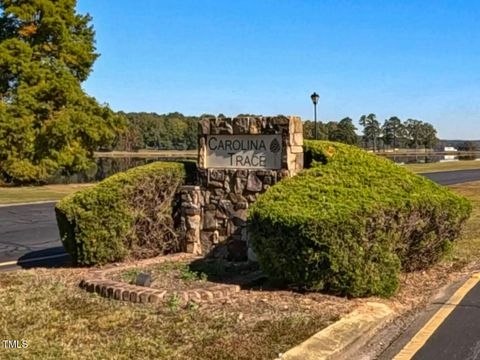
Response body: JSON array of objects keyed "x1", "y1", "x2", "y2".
[
  {"x1": 213, "y1": 188, "x2": 225, "y2": 197},
  {"x1": 286, "y1": 150, "x2": 297, "y2": 171},
  {"x1": 185, "y1": 228, "x2": 198, "y2": 242},
  {"x1": 203, "y1": 211, "x2": 217, "y2": 230},
  {"x1": 219, "y1": 199, "x2": 233, "y2": 211},
  {"x1": 209, "y1": 169, "x2": 225, "y2": 181},
  {"x1": 204, "y1": 190, "x2": 211, "y2": 204},
  {"x1": 288, "y1": 116, "x2": 303, "y2": 133},
  {"x1": 205, "y1": 203, "x2": 216, "y2": 211},
  {"x1": 198, "y1": 139, "x2": 207, "y2": 168},
  {"x1": 233, "y1": 117, "x2": 249, "y2": 134},
  {"x1": 186, "y1": 215, "x2": 200, "y2": 230},
  {"x1": 122, "y1": 290, "x2": 130, "y2": 301},
  {"x1": 234, "y1": 201, "x2": 248, "y2": 210},
  {"x1": 184, "y1": 206, "x2": 200, "y2": 216},
  {"x1": 216, "y1": 210, "x2": 228, "y2": 219},
  {"x1": 199, "y1": 118, "x2": 211, "y2": 135},
  {"x1": 210, "y1": 118, "x2": 221, "y2": 134},
  {"x1": 228, "y1": 193, "x2": 247, "y2": 203},
  {"x1": 289, "y1": 132, "x2": 304, "y2": 146},
  {"x1": 290, "y1": 145, "x2": 303, "y2": 154},
  {"x1": 249, "y1": 118, "x2": 262, "y2": 134},
  {"x1": 224, "y1": 178, "x2": 231, "y2": 193},
  {"x1": 272, "y1": 116, "x2": 290, "y2": 126},
  {"x1": 221, "y1": 118, "x2": 234, "y2": 134},
  {"x1": 246, "y1": 172, "x2": 262, "y2": 192},
  {"x1": 235, "y1": 169, "x2": 248, "y2": 178},
  {"x1": 234, "y1": 177, "x2": 246, "y2": 194},
  {"x1": 209, "y1": 180, "x2": 224, "y2": 188},
  {"x1": 296, "y1": 152, "x2": 304, "y2": 170}
]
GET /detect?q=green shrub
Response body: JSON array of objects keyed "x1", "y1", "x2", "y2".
[
  {"x1": 56, "y1": 161, "x2": 194, "y2": 265},
  {"x1": 248, "y1": 141, "x2": 471, "y2": 297}
]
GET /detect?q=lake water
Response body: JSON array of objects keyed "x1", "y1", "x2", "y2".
[
  {"x1": 46, "y1": 157, "x2": 192, "y2": 184},
  {"x1": 387, "y1": 155, "x2": 480, "y2": 164},
  {"x1": 44, "y1": 154, "x2": 480, "y2": 184}
]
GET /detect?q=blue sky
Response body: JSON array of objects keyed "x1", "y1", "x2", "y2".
[{"x1": 77, "y1": 0, "x2": 480, "y2": 139}]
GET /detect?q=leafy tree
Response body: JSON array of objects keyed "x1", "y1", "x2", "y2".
[
  {"x1": 419, "y1": 122, "x2": 438, "y2": 149},
  {"x1": 405, "y1": 119, "x2": 423, "y2": 150},
  {"x1": 359, "y1": 113, "x2": 381, "y2": 151},
  {"x1": 303, "y1": 120, "x2": 327, "y2": 140},
  {"x1": 382, "y1": 117, "x2": 405, "y2": 151},
  {"x1": 459, "y1": 141, "x2": 477, "y2": 152},
  {"x1": 0, "y1": 0, "x2": 124, "y2": 183},
  {"x1": 330, "y1": 117, "x2": 358, "y2": 145},
  {"x1": 121, "y1": 112, "x2": 198, "y2": 150}
]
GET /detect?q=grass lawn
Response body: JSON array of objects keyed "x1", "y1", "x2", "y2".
[
  {"x1": 0, "y1": 268, "x2": 350, "y2": 360},
  {"x1": 1, "y1": 181, "x2": 480, "y2": 359},
  {"x1": 448, "y1": 180, "x2": 480, "y2": 264},
  {"x1": 0, "y1": 184, "x2": 93, "y2": 205},
  {"x1": 404, "y1": 160, "x2": 480, "y2": 174}
]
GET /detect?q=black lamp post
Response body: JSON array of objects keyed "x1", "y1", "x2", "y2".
[{"x1": 310, "y1": 92, "x2": 319, "y2": 140}]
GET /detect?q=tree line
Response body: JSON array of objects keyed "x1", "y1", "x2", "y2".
[
  {"x1": 303, "y1": 115, "x2": 439, "y2": 151},
  {"x1": 114, "y1": 112, "x2": 198, "y2": 151}
]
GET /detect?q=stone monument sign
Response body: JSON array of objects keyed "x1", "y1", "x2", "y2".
[{"x1": 178, "y1": 115, "x2": 303, "y2": 261}]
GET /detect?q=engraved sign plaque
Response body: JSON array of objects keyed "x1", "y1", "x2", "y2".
[{"x1": 205, "y1": 135, "x2": 282, "y2": 169}]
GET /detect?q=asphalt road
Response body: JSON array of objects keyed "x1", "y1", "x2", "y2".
[
  {"x1": 1, "y1": 168, "x2": 480, "y2": 270},
  {"x1": 410, "y1": 280, "x2": 480, "y2": 360},
  {"x1": 0, "y1": 202, "x2": 70, "y2": 269},
  {"x1": 422, "y1": 168, "x2": 480, "y2": 185}
]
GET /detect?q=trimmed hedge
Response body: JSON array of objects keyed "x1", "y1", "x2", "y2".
[
  {"x1": 56, "y1": 161, "x2": 194, "y2": 265},
  {"x1": 248, "y1": 141, "x2": 471, "y2": 297}
]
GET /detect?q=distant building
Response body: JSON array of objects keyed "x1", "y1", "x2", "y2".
[{"x1": 444, "y1": 146, "x2": 458, "y2": 152}]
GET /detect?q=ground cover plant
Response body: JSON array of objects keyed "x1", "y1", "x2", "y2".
[
  {"x1": 249, "y1": 141, "x2": 472, "y2": 297},
  {"x1": 55, "y1": 161, "x2": 195, "y2": 265}
]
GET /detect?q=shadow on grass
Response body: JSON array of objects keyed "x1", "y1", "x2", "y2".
[{"x1": 188, "y1": 257, "x2": 305, "y2": 293}]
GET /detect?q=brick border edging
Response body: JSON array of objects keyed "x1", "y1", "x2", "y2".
[{"x1": 79, "y1": 253, "x2": 240, "y2": 305}]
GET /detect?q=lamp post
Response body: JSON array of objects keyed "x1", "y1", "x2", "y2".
[{"x1": 310, "y1": 92, "x2": 319, "y2": 140}]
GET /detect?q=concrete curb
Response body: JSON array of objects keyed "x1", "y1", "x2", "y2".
[{"x1": 279, "y1": 302, "x2": 394, "y2": 360}]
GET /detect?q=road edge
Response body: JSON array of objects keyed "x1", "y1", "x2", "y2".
[{"x1": 0, "y1": 200, "x2": 58, "y2": 208}]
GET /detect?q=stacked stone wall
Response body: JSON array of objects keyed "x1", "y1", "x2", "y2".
[{"x1": 178, "y1": 115, "x2": 303, "y2": 260}]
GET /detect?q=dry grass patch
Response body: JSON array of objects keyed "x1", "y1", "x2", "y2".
[{"x1": 0, "y1": 267, "x2": 349, "y2": 360}]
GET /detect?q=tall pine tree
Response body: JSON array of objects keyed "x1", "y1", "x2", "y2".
[{"x1": 0, "y1": 0, "x2": 124, "y2": 183}]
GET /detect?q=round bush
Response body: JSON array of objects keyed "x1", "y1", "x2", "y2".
[
  {"x1": 56, "y1": 161, "x2": 195, "y2": 265},
  {"x1": 248, "y1": 141, "x2": 471, "y2": 297}
]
